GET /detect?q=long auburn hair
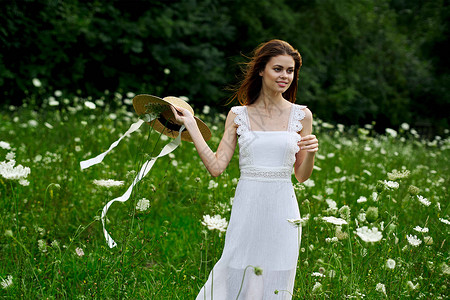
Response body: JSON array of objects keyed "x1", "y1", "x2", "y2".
[{"x1": 229, "y1": 39, "x2": 302, "y2": 106}]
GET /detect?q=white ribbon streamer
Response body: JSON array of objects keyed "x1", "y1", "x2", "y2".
[
  {"x1": 101, "y1": 125, "x2": 185, "y2": 248},
  {"x1": 80, "y1": 119, "x2": 145, "y2": 170}
]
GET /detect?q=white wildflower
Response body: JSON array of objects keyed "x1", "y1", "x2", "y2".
[
  {"x1": 322, "y1": 216, "x2": 348, "y2": 226},
  {"x1": 375, "y1": 283, "x2": 386, "y2": 296},
  {"x1": 28, "y1": 120, "x2": 38, "y2": 127},
  {"x1": 357, "y1": 196, "x2": 367, "y2": 203},
  {"x1": 335, "y1": 226, "x2": 349, "y2": 240},
  {"x1": 321, "y1": 122, "x2": 334, "y2": 129},
  {"x1": 49, "y1": 97, "x2": 59, "y2": 106},
  {"x1": 383, "y1": 180, "x2": 399, "y2": 190},
  {"x1": 442, "y1": 263, "x2": 450, "y2": 275},
  {"x1": 1, "y1": 275, "x2": 13, "y2": 289},
  {"x1": 386, "y1": 258, "x2": 396, "y2": 269},
  {"x1": 302, "y1": 179, "x2": 315, "y2": 187},
  {"x1": 75, "y1": 247, "x2": 85, "y2": 257},
  {"x1": 356, "y1": 226, "x2": 383, "y2": 243},
  {"x1": 339, "y1": 205, "x2": 351, "y2": 221},
  {"x1": 293, "y1": 182, "x2": 306, "y2": 192},
  {"x1": 406, "y1": 281, "x2": 419, "y2": 290},
  {"x1": 19, "y1": 178, "x2": 30, "y2": 186},
  {"x1": 326, "y1": 199, "x2": 337, "y2": 209},
  {"x1": 325, "y1": 187, "x2": 334, "y2": 194},
  {"x1": 84, "y1": 101, "x2": 96, "y2": 110},
  {"x1": 312, "y1": 282, "x2": 322, "y2": 293},
  {"x1": 371, "y1": 192, "x2": 378, "y2": 201},
  {"x1": 439, "y1": 218, "x2": 450, "y2": 225},
  {"x1": 311, "y1": 272, "x2": 326, "y2": 277},
  {"x1": 201, "y1": 215, "x2": 228, "y2": 233},
  {"x1": 357, "y1": 212, "x2": 366, "y2": 222},
  {"x1": 325, "y1": 237, "x2": 339, "y2": 243},
  {"x1": 0, "y1": 160, "x2": 31, "y2": 180},
  {"x1": 4, "y1": 230, "x2": 13, "y2": 237},
  {"x1": 385, "y1": 128, "x2": 397, "y2": 138},
  {"x1": 287, "y1": 214, "x2": 309, "y2": 227},
  {"x1": 51, "y1": 240, "x2": 59, "y2": 248},
  {"x1": 400, "y1": 123, "x2": 410, "y2": 131},
  {"x1": 32, "y1": 78, "x2": 42, "y2": 87},
  {"x1": 5, "y1": 152, "x2": 15, "y2": 161},
  {"x1": 413, "y1": 226, "x2": 429, "y2": 233},
  {"x1": 416, "y1": 195, "x2": 431, "y2": 206},
  {"x1": 208, "y1": 180, "x2": 218, "y2": 189},
  {"x1": 0, "y1": 141, "x2": 11, "y2": 150},
  {"x1": 178, "y1": 96, "x2": 189, "y2": 103},
  {"x1": 335, "y1": 166, "x2": 342, "y2": 173},
  {"x1": 164, "y1": 68, "x2": 171, "y2": 75},
  {"x1": 92, "y1": 179, "x2": 124, "y2": 188},
  {"x1": 38, "y1": 239, "x2": 47, "y2": 253},
  {"x1": 136, "y1": 198, "x2": 150, "y2": 212},
  {"x1": 123, "y1": 99, "x2": 133, "y2": 105},
  {"x1": 54, "y1": 90, "x2": 62, "y2": 97},
  {"x1": 406, "y1": 234, "x2": 422, "y2": 247},
  {"x1": 387, "y1": 169, "x2": 410, "y2": 180},
  {"x1": 126, "y1": 92, "x2": 135, "y2": 98},
  {"x1": 363, "y1": 169, "x2": 372, "y2": 176},
  {"x1": 202, "y1": 105, "x2": 210, "y2": 114}
]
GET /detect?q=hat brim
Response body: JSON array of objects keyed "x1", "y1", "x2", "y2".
[{"x1": 132, "y1": 94, "x2": 211, "y2": 142}]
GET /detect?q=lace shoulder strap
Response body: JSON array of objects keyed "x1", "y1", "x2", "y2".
[
  {"x1": 289, "y1": 104, "x2": 307, "y2": 133},
  {"x1": 231, "y1": 106, "x2": 249, "y2": 136}
]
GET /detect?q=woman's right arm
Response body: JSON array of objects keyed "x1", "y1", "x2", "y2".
[{"x1": 170, "y1": 106, "x2": 238, "y2": 177}]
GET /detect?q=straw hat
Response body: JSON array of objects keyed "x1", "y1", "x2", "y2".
[{"x1": 132, "y1": 94, "x2": 211, "y2": 142}]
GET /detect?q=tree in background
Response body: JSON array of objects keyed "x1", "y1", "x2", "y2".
[{"x1": 0, "y1": 0, "x2": 448, "y2": 134}]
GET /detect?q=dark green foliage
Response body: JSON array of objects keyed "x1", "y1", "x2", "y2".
[{"x1": 1, "y1": 0, "x2": 448, "y2": 133}]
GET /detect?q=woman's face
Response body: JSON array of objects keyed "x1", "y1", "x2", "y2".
[{"x1": 259, "y1": 54, "x2": 295, "y2": 95}]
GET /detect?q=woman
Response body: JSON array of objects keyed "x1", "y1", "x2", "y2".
[{"x1": 170, "y1": 39, "x2": 318, "y2": 299}]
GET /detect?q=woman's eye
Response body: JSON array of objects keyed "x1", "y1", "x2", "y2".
[
  {"x1": 274, "y1": 68, "x2": 281, "y2": 72},
  {"x1": 287, "y1": 69, "x2": 294, "y2": 74}
]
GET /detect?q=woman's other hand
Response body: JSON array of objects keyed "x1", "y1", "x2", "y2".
[{"x1": 298, "y1": 134, "x2": 319, "y2": 153}]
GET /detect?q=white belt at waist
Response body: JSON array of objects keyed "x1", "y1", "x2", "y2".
[{"x1": 239, "y1": 166, "x2": 293, "y2": 182}]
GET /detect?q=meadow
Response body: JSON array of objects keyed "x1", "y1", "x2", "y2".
[{"x1": 0, "y1": 91, "x2": 449, "y2": 299}]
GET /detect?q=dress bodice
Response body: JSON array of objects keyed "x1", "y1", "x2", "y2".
[{"x1": 231, "y1": 104, "x2": 307, "y2": 181}]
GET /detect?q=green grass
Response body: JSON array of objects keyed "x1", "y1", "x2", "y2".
[{"x1": 0, "y1": 94, "x2": 449, "y2": 299}]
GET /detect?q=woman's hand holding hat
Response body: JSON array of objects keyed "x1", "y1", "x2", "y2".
[{"x1": 170, "y1": 105, "x2": 197, "y2": 127}]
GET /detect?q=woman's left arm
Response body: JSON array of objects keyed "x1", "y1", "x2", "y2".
[{"x1": 294, "y1": 108, "x2": 319, "y2": 183}]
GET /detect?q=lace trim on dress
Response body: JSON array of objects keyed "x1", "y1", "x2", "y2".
[
  {"x1": 231, "y1": 106, "x2": 253, "y2": 165},
  {"x1": 291, "y1": 132, "x2": 302, "y2": 154},
  {"x1": 289, "y1": 104, "x2": 307, "y2": 133},
  {"x1": 240, "y1": 166, "x2": 292, "y2": 182},
  {"x1": 285, "y1": 104, "x2": 307, "y2": 162},
  {"x1": 231, "y1": 106, "x2": 249, "y2": 136}
]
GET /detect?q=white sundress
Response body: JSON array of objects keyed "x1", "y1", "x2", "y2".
[{"x1": 196, "y1": 104, "x2": 307, "y2": 300}]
